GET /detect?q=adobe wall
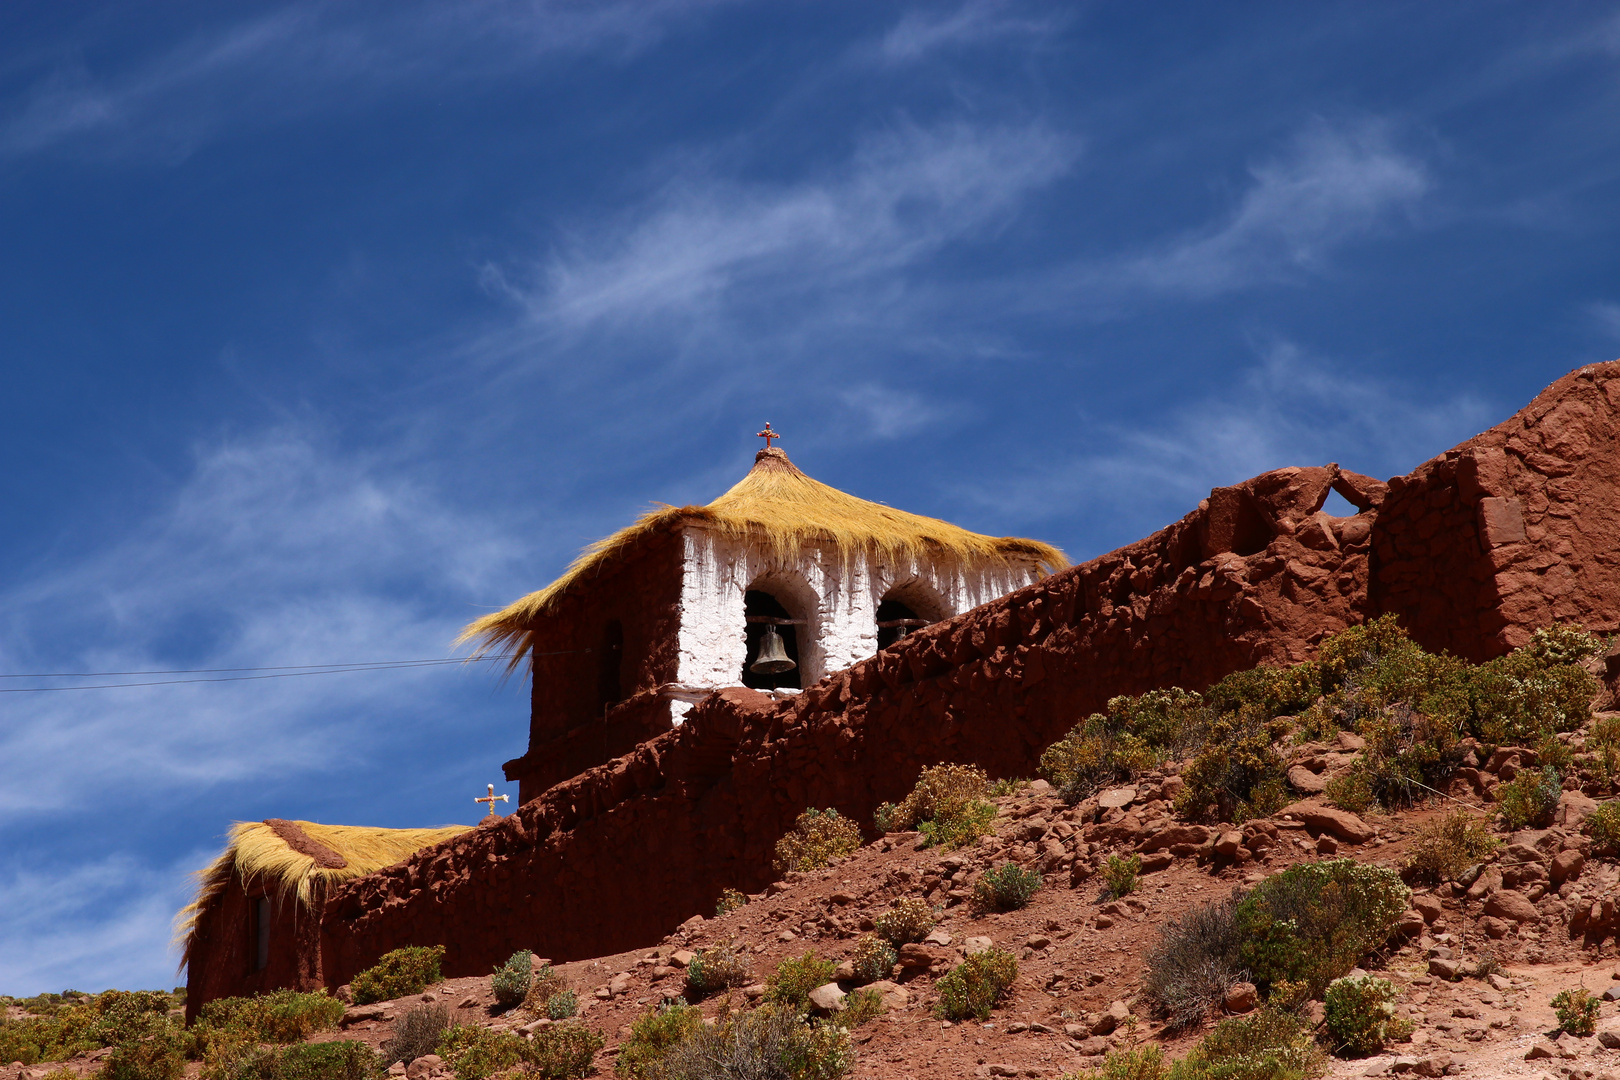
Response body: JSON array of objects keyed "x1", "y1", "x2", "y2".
[
  {"x1": 185, "y1": 880, "x2": 323, "y2": 1022},
  {"x1": 298, "y1": 363, "x2": 1620, "y2": 999},
  {"x1": 503, "y1": 530, "x2": 685, "y2": 801}
]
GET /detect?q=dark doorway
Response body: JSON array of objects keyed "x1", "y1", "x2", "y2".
[
  {"x1": 249, "y1": 895, "x2": 270, "y2": 973},
  {"x1": 597, "y1": 620, "x2": 624, "y2": 714},
  {"x1": 742, "y1": 590, "x2": 801, "y2": 690},
  {"x1": 876, "y1": 598, "x2": 926, "y2": 649}
]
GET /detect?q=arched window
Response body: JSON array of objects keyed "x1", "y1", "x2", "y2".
[
  {"x1": 596, "y1": 620, "x2": 624, "y2": 714},
  {"x1": 742, "y1": 589, "x2": 801, "y2": 690},
  {"x1": 876, "y1": 582, "x2": 948, "y2": 648}
]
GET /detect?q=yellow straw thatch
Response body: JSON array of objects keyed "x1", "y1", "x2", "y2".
[
  {"x1": 176, "y1": 820, "x2": 471, "y2": 967},
  {"x1": 460, "y1": 448, "x2": 1067, "y2": 670}
]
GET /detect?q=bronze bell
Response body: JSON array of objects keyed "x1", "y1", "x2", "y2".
[{"x1": 750, "y1": 624, "x2": 796, "y2": 674}]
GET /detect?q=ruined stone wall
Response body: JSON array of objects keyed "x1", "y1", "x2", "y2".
[{"x1": 293, "y1": 363, "x2": 1620, "y2": 1001}]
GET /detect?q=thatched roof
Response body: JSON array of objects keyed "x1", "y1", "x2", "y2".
[
  {"x1": 177, "y1": 819, "x2": 471, "y2": 965},
  {"x1": 460, "y1": 447, "x2": 1067, "y2": 669}
]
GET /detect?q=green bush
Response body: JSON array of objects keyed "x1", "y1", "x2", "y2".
[
  {"x1": 436, "y1": 1026, "x2": 526, "y2": 1080},
  {"x1": 1587, "y1": 800, "x2": 1620, "y2": 854},
  {"x1": 228, "y1": 1042, "x2": 382, "y2": 1080},
  {"x1": 934, "y1": 949, "x2": 1018, "y2": 1021},
  {"x1": 1496, "y1": 765, "x2": 1562, "y2": 830},
  {"x1": 873, "y1": 898, "x2": 938, "y2": 947},
  {"x1": 1322, "y1": 767, "x2": 1374, "y2": 814},
  {"x1": 971, "y1": 864, "x2": 1042, "y2": 912},
  {"x1": 774, "y1": 809, "x2": 863, "y2": 874},
  {"x1": 1103, "y1": 854, "x2": 1141, "y2": 899},
  {"x1": 615, "y1": 1002, "x2": 703, "y2": 1079},
  {"x1": 1553, "y1": 988, "x2": 1600, "y2": 1037},
  {"x1": 1403, "y1": 810, "x2": 1499, "y2": 884},
  {"x1": 525, "y1": 1025, "x2": 604, "y2": 1080},
  {"x1": 715, "y1": 889, "x2": 748, "y2": 917},
  {"x1": 1142, "y1": 891, "x2": 1246, "y2": 1032},
  {"x1": 1470, "y1": 650, "x2": 1597, "y2": 747},
  {"x1": 381, "y1": 1003, "x2": 448, "y2": 1067},
  {"x1": 882, "y1": 764, "x2": 997, "y2": 849},
  {"x1": 1588, "y1": 715, "x2": 1620, "y2": 781},
  {"x1": 1324, "y1": 976, "x2": 1402, "y2": 1057},
  {"x1": 1234, "y1": 860, "x2": 1409, "y2": 998},
  {"x1": 1071, "y1": 1045, "x2": 1167, "y2": 1080},
  {"x1": 1169, "y1": 1008, "x2": 1326, "y2": 1080},
  {"x1": 101, "y1": 1030, "x2": 188, "y2": 1080},
  {"x1": 848, "y1": 935, "x2": 897, "y2": 984},
  {"x1": 834, "y1": 989, "x2": 886, "y2": 1028},
  {"x1": 988, "y1": 778, "x2": 1030, "y2": 797},
  {"x1": 491, "y1": 950, "x2": 533, "y2": 1008},
  {"x1": 765, "y1": 952, "x2": 837, "y2": 1014},
  {"x1": 523, "y1": 965, "x2": 567, "y2": 1015},
  {"x1": 0, "y1": 990, "x2": 186, "y2": 1070},
  {"x1": 545, "y1": 990, "x2": 578, "y2": 1021},
  {"x1": 351, "y1": 946, "x2": 445, "y2": 1005},
  {"x1": 661, "y1": 1005, "x2": 850, "y2": 1080},
  {"x1": 197, "y1": 990, "x2": 346, "y2": 1044},
  {"x1": 685, "y1": 941, "x2": 753, "y2": 999},
  {"x1": 1040, "y1": 689, "x2": 1205, "y2": 803},
  {"x1": 1175, "y1": 710, "x2": 1291, "y2": 824}
]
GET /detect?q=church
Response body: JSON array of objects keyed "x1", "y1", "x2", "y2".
[{"x1": 461, "y1": 428, "x2": 1068, "y2": 801}]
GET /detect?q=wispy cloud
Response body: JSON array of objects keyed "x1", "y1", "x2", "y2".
[
  {"x1": 518, "y1": 120, "x2": 1076, "y2": 334},
  {"x1": 0, "y1": 0, "x2": 729, "y2": 160},
  {"x1": 872, "y1": 1, "x2": 1062, "y2": 65},
  {"x1": 1588, "y1": 301, "x2": 1620, "y2": 342},
  {"x1": 962, "y1": 339, "x2": 1491, "y2": 540},
  {"x1": 0, "y1": 426, "x2": 526, "y2": 821},
  {"x1": 1081, "y1": 121, "x2": 1429, "y2": 302},
  {"x1": 0, "y1": 853, "x2": 201, "y2": 993}
]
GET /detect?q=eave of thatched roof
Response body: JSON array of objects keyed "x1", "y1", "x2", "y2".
[
  {"x1": 176, "y1": 819, "x2": 471, "y2": 969},
  {"x1": 459, "y1": 447, "x2": 1067, "y2": 670}
]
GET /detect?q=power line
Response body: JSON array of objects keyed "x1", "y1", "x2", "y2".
[{"x1": 0, "y1": 650, "x2": 584, "y2": 693}]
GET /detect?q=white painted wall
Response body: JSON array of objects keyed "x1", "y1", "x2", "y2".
[{"x1": 666, "y1": 526, "x2": 1043, "y2": 723}]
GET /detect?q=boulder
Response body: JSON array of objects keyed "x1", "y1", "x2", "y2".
[
  {"x1": 608, "y1": 972, "x2": 632, "y2": 997},
  {"x1": 1427, "y1": 958, "x2": 1462, "y2": 981},
  {"x1": 1412, "y1": 895, "x2": 1444, "y2": 923},
  {"x1": 1557, "y1": 790, "x2": 1600, "y2": 829},
  {"x1": 1090, "y1": 1000, "x2": 1131, "y2": 1036},
  {"x1": 405, "y1": 1056, "x2": 444, "y2": 1080},
  {"x1": 1287, "y1": 766, "x2": 1328, "y2": 794},
  {"x1": 1223, "y1": 982, "x2": 1258, "y2": 1014},
  {"x1": 807, "y1": 983, "x2": 846, "y2": 1014},
  {"x1": 866, "y1": 981, "x2": 909, "y2": 1010},
  {"x1": 1293, "y1": 803, "x2": 1375, "y2": 844},
  {"x1": 963, "y1": 936, "x2": 994, "y2": 955},
  {"x1": 1597, "y1": 1023, "x2": 1620, "y2": 1050},
  {"x1": 1098, "y1": 788, "x2": 1137, "y2": 810},
  {"x1": 1550, "y1": 850, "x2": 1586, "y2": 885},
  {"x1": 1137, "y1": 824, "x2": 1210, "y2": 853},
  {"x1": 1464, "y1": 869, "x2": 1502, "y2": 902},
  {"x1": 669, "y1": 949, "x2": 695, "y2": 968},
  {"x1": 1077, "y1": 1037, "x2": 1110, "y2": 1056},
  {"x1": 1214, "y1": 831, "x2": 1243, "y2": 858},
  {"x1": 1483, "y1": 890, "x2": 1539, "y2": 923}
]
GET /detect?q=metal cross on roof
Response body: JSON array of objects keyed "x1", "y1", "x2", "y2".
[
  {"x1": 475, "y1": 783, "x2": 510, "y2": 818},
  {"x1": 756, "y1": 422, "x2": 781, "y2": 448}
]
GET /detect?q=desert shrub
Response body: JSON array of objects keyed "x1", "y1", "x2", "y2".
[
  {"x1": 382, "y1": 1002, "x2": 449, "y2": 1067},
  {"x1": 546, "y1": 990, "x2": 579, "y2": 1021},
  {"x1": 1142, "y1": 891, "x2": 1246, "y2": 1032},
  {"x1": 872, "y1": 802, "x2": 900, "y2": 833},
  {"x1": 1234, "y1": 859, "x2": 1409, "y2": 998},
  {"x1": 1403, "y1": 810, "x2": 1499, "y2": 884},
  {"x1": 774, "y1": 809, "x2": 863, "y2": 873},
  {"x1": 1524, "y1": 624, "x2": 1605, "y2": 666},
  {"x1": 436, "y1": 1026, "x2": 526, "y2": 1080},
  {"x1": 523, "y1": 964, "x2": 567, "y2": 1015},
  {"x1": 848, "y1": 935, "x2": 897, "y2": 984},
  {"x1": 661, "y1": 1005, "x2": 850, "y2": 1080},
  {"x1": 715, "y1": 889, "x2": 748, "y2": 917},
  {"x1": 1322, "y1": 767, "x2": 1374, "y2": 814},
  {"x1": 1588, "y1": 715, "x2": 1620, "y2": 780},
  {"x1": 616, "y1": 1002, "x2": 703, "y2": 1080},
  {"x1": 1103, "y1": 854, "x2": 1141, "y2": 899},
  {"x1": 873, "y1": 898, "x2": 938, "y2": 947},
  {"x1": 351, "y1": 946, "x2": 444, "y2": 1005},
  {"x1": 1586, "y1": 800, "x2": 1620, "y2": 854},
  {"x1": 1469, "y1": 649, "x2": 1597, "y2": 746},
  {"x1": 765, "y1": 952, "x2": 838, "y2": 1014},
  {"x1": 229, "y1": 1042, "x2": 381, "y2": 1080},
  {"x1": 685, "y1": 940, "x2": 753, "y2": 999},
  {"x1": 1207, "y1": 662, "x2": 1321, "y2": 723},
  {"x1": 883, "y1": 764, "x2": 997, "y2": 848},
  {"x1": 1041, "y1": 690, "x2": 1204, "y2": 803},
  {"x1": 1175, "y1": 710, "x2": 1291, "y2": 824},
  {"x1": 1070, "y1": 1045, "x2": 1167, "y2": 1080},
  {"x1": 101, "y1": 1030, "x2": 188, "y2": 1080},
  {"x1": 525, "y1": 1025, "x2": 604, "y2": 1080},
  {"x1": 1553, "y1": 988, "x2": 1600, "y2": 1037},
  {"x1": 1, "y1": 990, "x2": 191, "y2": 1069},
  {"x1": 835, "y1": 989, "x2": 886, "y2": 1028},
  {"x1": 972, "y1": 864, "x2": 1042, "y2": 912},
  {"x1": 491, "y1": 950, "x2": 533, "y2": 1008},
  {"x1": 934, "y1": 949, "x2": 1018, "y2": 1022},
  {"x1": 1324, "y1": 976, "x2": 1402, "y2": 1057},
  {"x1": 200, "y1": 990, "x2": 346, "y2": 1044},
  {"x1": 1534, "y1": 731, "x2": 1574, "y2": 772},
  {"x1": 1170, "y1": 1008, "x2": 1325, "y2": 1080},
  {"x1": 1496, "y1": 765, "x2": 1562, "y2": 830},
  {"x1": 988, "y1": 778, "x2": 1030, "y2": 797}
]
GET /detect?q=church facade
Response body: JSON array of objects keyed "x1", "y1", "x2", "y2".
[{"x1": 462, "y1": 443, "x2": 1066, "y2": 802}]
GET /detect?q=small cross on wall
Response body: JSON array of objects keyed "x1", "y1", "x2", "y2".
[
  {"x1": 756, "y1": 422, "x2": 780, "y2": 449},
  {"x1": 475, "y1": 783, "x2": 510, "y2": 818}
]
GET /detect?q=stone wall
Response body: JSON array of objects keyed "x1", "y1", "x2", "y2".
[{"x1": 294, "y1": 363, "x2": 1620, "y2": 999}]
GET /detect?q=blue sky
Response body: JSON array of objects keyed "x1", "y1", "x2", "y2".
[{"x1": 3, "y1": 1, "x2": 1619, "y2": 994}]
